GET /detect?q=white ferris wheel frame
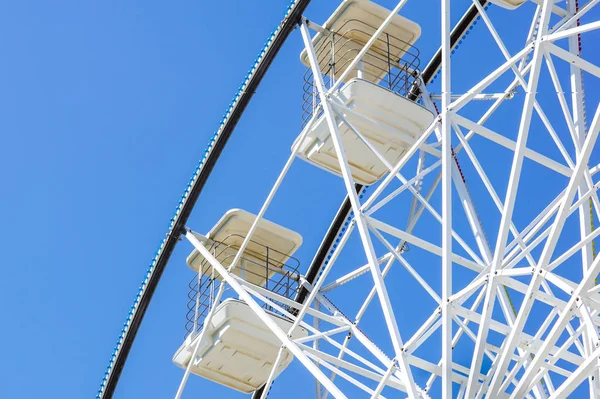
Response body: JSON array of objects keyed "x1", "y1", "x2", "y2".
[{"x1": 174, "y1": 0, "x2": 600, "y2": 398}]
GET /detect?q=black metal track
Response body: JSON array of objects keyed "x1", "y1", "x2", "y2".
[{"x1": 99, "y1": 1, "x2": 312, "y2": 398}]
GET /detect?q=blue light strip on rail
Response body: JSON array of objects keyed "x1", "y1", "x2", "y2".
[{"x1": 96, "y1": 1, "x2": 299, "y2": 397}]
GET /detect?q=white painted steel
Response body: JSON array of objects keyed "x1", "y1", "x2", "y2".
[
  {"x1": 440, "y1": 0, "x2": 452, "y2": 397},
  {"x1": 172, "y1": 0, "x2": 600, "y2": 398}
]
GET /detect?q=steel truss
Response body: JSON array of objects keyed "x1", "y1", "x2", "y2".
[{"x1": 175, "y1": 0, "x2": 600, "y2": 398}]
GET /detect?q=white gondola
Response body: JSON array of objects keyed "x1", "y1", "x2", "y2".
[
  {"x1": 173, "y1": 299, "x2": 308, "y2": 393},
  {"x1": 490, "y1": 0, "x2": 526, "y2": 10},
  {"x1": 293, "y1": 78, "x2": 435, "y2": 185},
  {"x1": 299, "y1": 0, "x2": 422, "y2": 84},
  {"x1": 294, "y1": 0, "x2": 435, "y2": 185},
  {"x1": 173, "y1": 209, "x2": 307, "y2": 393},
  {"x1": 186, "y1": 208, "x2": 302, "y2": 286}
]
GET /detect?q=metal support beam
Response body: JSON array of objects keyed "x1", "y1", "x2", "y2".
[{"x1": 441, "y1": 0, "x2": 453, "y2": 397}]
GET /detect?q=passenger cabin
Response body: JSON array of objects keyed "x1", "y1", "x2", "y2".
[
  {"x1": 173, "y1": 209, "x2": 308, "y2": 393},
  {"x1": 490, "y1": 0, "x2": 526, "y2": 9},
  {"x1": 294, "y1": 0, "x2": 435, "y2": 185},
  {"x1": 186, "y1": 209, "x2": 303, "y2": 287}
]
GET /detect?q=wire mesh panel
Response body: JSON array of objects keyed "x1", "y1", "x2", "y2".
[{"x1": 184, "y1": 235, "x2": 301, "y2": 339}]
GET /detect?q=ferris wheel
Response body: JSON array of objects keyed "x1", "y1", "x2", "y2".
[{"x1": 98, "y1": 0, "x2": 600, "y2": 398}]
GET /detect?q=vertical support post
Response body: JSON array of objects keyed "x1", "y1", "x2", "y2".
[
  {"x1": 440, "y1": 0, "x2": 453, "y2": 398},
  {"x1": 314, "y1": 302, "x2": 323, "y2": 399},
  {"x1": 567, "y1": 0, "x2": 599, "y2": 395}
]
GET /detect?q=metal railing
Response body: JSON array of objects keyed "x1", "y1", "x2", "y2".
[
  {"x1": 184, "y1": 234, "x2": 301, "y2": 338},
  {"x1": 302, "y1": 19, "x2": 422, "y2": 127}
]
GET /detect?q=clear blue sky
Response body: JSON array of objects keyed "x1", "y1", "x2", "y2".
[{"x1": 1, "y1": 1, "x2": 600, "y2": 398}]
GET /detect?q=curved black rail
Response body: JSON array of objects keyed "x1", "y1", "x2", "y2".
[{"x1": 98, "y1": 1, "x2": 311, "y2": 398}]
